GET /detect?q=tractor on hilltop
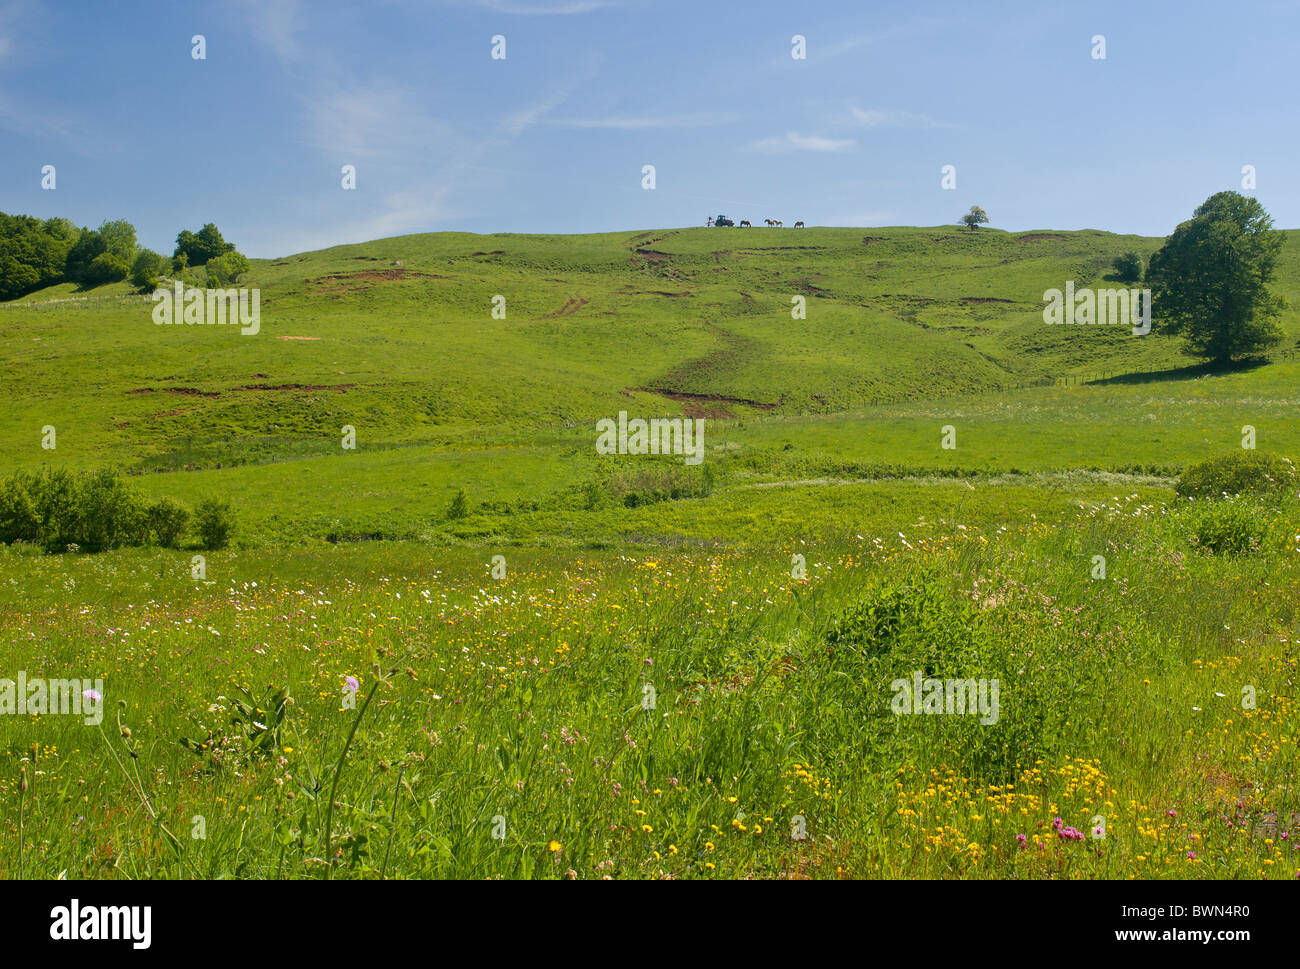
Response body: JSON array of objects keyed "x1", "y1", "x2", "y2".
[{"x1": 713, "y1": 214, "x2": 735, "y2": 227}]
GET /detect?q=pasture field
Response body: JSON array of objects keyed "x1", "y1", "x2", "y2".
[{"x1": 2, "y1": 226, "x2": 1299, "y2": 879}]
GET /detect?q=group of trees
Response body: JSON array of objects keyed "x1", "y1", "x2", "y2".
[
  {"x1": 175, "y1": 223, "x2": 235, "y2": 265},
  {"x1": 0, "y1": 214, "x2": 249, "y2": 299},
  {"x1": 64, "y1": 218, "x2": 139, "y2": 287},
  {"x1": 0, "y1": 213, "x2": 79, "y2": 300},
  {"x1": 0, "y1": 468, "x2": 235, "y2": 553},
  {"x1": 174, "y1": 223, "x2": 250, "y2": 285}
]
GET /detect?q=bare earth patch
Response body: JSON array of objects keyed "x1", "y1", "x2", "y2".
[{"x1": 546, "y1": 297, "x2": 589, "y2": 317}]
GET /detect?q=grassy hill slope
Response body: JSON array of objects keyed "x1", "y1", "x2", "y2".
[
  {"x1": 5, "y1": 226, "x2": 1300, "y2": 882},
  {"x1": 3, "y1": 224, "x2": 1299, "y2": 544}
]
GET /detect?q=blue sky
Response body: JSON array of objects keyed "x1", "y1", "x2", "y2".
[{"x1": 2, "y1": 0, "x2": 1298, "y2": 257}]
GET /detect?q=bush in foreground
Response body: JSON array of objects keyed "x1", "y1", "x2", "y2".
[
  {"x1": 1175, "y1": 450, "x2": 1297, "y2": 501},
  {"x1": 147, "y1": 497, "x2": 192, "y2": 548},
  {"x1": 0, "y1": 470, "x2": 213, "y2": 552},
  {"x1": 195, "y1": 498, "x2": 235, "y2": 550},
  {"x1": 1182, "y1": 500, "x2": 1270, "y2": 555},
  {"x1": 0, "y1": 468, "x2": 151, "y2": 552}
]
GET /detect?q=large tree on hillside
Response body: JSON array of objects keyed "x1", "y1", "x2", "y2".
[{"x1": 1146, "y1": 191, "x2": 1285, "y2": 365}]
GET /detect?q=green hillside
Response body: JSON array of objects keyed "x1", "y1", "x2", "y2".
[
  {"x1": 3, "y1": 225, "x2": 1298, "y2": 544},
  {"x1": 5, "y1": 224, "x2": 1300, "y2": 882}
]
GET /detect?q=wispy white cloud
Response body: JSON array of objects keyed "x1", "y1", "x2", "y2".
[
  {"x1": 0, "y1": 0, "x2": 110, "y2": 146},
  {"x1": 0, "y1": 13, "x2": 13, "y2": 58},
  {"x1": 300, "y1": 78, "x2": 461, "y2": 163},
  {"x1": 330, "y1": 184, "x2": 455, "y2": 246},
  {"x1": 550, "y1": 112, "x2": 738, "y2": 130},
  {"x1": 229, "y1": 0, "x2": 306, "y2": 65},
  {"x1": 0, "y1": 0, "x2": 38, "y2": 61},
  {"x1": 226, "y1": 0, "x2": 604, "y2": 252},
  {"x1": 501, "y1": 80, "x2": 583, "y2": 136},
  {"x1": 0, "y1": 89, "x2": 82, "y2": 140},
  {"x1": 496, "y1": 56, "x2": 600, "y2": 140},
  {"x1": 770, "y1": 15, "x2": 956, "y2": 67},
  {"x1": 749, "y1": 131, "x2": 854, "y2": 154},
  {"x1": 848, "y1": 105, "x2": 959, "y2": 130},
  {"x1": 0, "y1": 0, "x2": 104, "y2": 146},
  {"x1": 261, "y1": 62, "x2": 598, "y2": 254}
]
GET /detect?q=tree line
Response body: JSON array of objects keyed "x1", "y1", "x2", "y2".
[
  {"x1": 0, "y1": 214, "x2": 250, "y2": 301},
  {"x1": 0, "y1": 467, "x2": 235, "y2": 553}
]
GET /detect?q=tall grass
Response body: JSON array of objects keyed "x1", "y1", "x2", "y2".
[{"x1": 2, "y1": 489, "x2": 1296, "y2": 878}]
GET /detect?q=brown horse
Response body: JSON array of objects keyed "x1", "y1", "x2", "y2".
[
  {"x1": 739, "y1": 220, "x2": 751, "y2": 227},
  {"x1": 794, "y1": 221, "x2": 805, "y2": 228}
]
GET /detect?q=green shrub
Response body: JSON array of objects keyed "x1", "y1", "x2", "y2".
[
  {"x1": 27, "y1": 469, "x2": 80, "y2": 551},
  {"x1": 195, "y1": 498, "x2": 235, "y2": 550},
  {"x1": 1183, "y1": 501, "x2": 1269, "y2": 555},
  {"x1": 0, "y1": 213, "x2": 77, "y2": 300},
  {"x1": 0, "y1": 468, "x2": 149, "y2": 552},
  {"x1": 130, "y1": 248, "x2": 166, "y2": 291},
  {"x1": 825, "y1": 581, "x2": 982, "y2": 672},
  {"x1": 1112, "y1": 251, "x2": 1143, "y2": 283},
  {"x1": 83, "y1": 251, "x2": 130, "y2": 286},
  {"x1": 174, "y1": 223, "x2": 235, "y2": 266},
  {"x1": 581, "y1": 480, "x2": 607, "y2": 510},
  {"x1": 0, "y1": 471, "x2": 40, "y2": 544},
  {"x1": 75, "y1": 469, "x2": 148, "y2": 551},
  {"x1": 147, "y1": 497, "x2": 192, "y2": 548},
  {"x1": 447, "y1": 489, "x2": 470, "y2": 520},
  {"x1": 64, "y1": 228, "x2": 106, "y2": 283},
  {"x1": 1176, "y1": 451, "x2": 1298, "y2": 501},
  {"x1": 205, "y1": 251, "x2": 250, "y2": 286},
  {"x1": 612, "y1": 463, "x2": 716, "y2": 508},
  {"x1": 816, "y1": 579, "x2": 1064, "y2": 780}
]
